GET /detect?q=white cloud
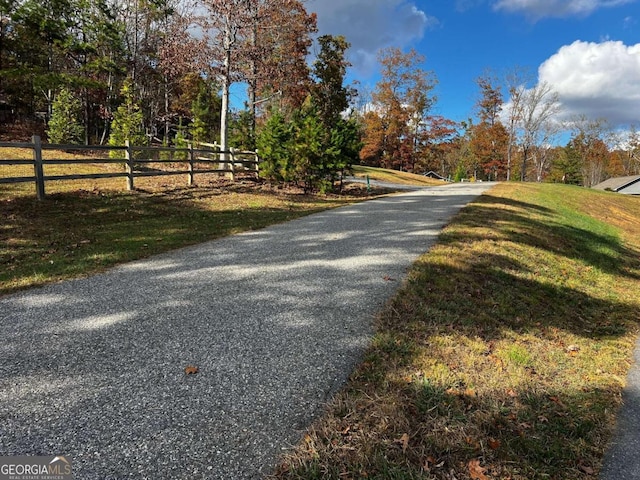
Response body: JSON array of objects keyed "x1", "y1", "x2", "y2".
[
  {"x1": 305, "y1": 0, "x2": 438, "y2": 76},
  {"x1": 538, "y1": 40, "x2": 640, "y2": 126},
  {"x1": 493, "y1": 0, "x2": 636, "y2": 19}
]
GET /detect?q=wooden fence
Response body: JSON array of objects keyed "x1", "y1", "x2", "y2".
[{"x1": 0, "y1": 136, "x2": 260, "y2": 200}]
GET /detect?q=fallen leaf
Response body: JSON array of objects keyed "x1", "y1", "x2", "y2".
[
  {"x1": 468, "y1": 459, "x2": 490, "y2": 480},
  {"x1": 184, "y1": 365, "x2": 199, "y2": 375},
  {"x1": 488, "y1": 438, "x2": 501, "y2": 450},
  {"x1": 578, "y1": 462, "x2": 594, "y2": 475},
  {"x1": 340, "y1": 426, "x2": 351, "y2": 435},
  {"x1": 506, "y1": 388, "x2": 518, "y2": 398},
  {"x1": 383, "y1": 275, "x2": 395, "y2": 281},
  {"x1": 397, "y1": 433, "x2": 410, "y2": 453}
]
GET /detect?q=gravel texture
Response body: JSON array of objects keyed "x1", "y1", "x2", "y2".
[{"x1": 0, "y1": 183, "x2": 493, "y2": 479}]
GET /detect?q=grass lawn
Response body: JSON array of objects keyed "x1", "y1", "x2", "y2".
[
  {"x1": 272, "y1": 183, "x2": 640, "y2": 480},
  {"x1": 0, "y1": 150, "x2": 402, "y2": 295}
]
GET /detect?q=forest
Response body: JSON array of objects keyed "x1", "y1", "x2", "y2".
[{"x1": 0, "y1": 0, "x2": 638, "y2": 189}]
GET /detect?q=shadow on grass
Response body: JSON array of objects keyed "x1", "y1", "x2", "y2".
[
  {"x1": 441, "y1": 194, "x2": 640, "y2": 280},
  {"x1": 0, "y1": 187, "x2": 334, "y2": 294},
  {"x1": 273, "y1": 188, "x2": 640, "y2": 480}
]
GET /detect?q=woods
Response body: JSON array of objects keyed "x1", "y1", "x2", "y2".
[{"x1": 0, "y1": 0, "x2": 637, "y2": 189}]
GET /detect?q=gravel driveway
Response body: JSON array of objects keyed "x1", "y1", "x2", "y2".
[{"x1": 0, "y1": 182, "x2": 494, "y2": 479}]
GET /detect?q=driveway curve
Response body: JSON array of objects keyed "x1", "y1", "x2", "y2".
[{"x1": 0, "y1": 182, "x2": 495, "y2": 479}]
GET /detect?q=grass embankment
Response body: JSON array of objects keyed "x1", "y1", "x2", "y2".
[
  {"x1": 353, "y1": 165, "x2": 444, "y2": 186},
  {"x1": 273, "y1": 183, "x2": 640, "y2": 480},
  {"x1": 0, "y1": 150, "x2": 393, "y2": 295}
]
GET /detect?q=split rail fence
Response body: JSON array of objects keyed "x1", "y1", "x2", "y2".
[{"x1": 0, "y1": 136, "x2": 260, "y2": 200}]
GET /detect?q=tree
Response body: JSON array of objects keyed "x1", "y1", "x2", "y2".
[
  {"x1": 243, "y1": 0, "x2": 316, "y2": 125},
  {"x1": 248, "y1": 0, "x2": 316, "y2": 115},
  {"x1": 470, "y1": 122, "x2": 509, "y2": 180},
  {"x1": 310, "y1": 35, "x2": 354, "y2": 129},
  {"x1": 470, "y1": 75, "x2": 508, "y2": 180},
  {"x1": 503, "y1": 68, "x2": 530, "y2": 181},
  {"x1": 47, "y1": 87, "x2": 84, "y2": 144},
  {"x1": 364, "y1": 47, "x2": 437, "y2": 171},
  {"x1": 520, "y1": 82, "x2": 559, "y2": 181},
  {"x1": 199, "y1": 0, "x2": 254, "y2": 157},
  {"x1": 568, "y1": 116, "x2": 611, "y2": 187},
  {"x1": 550, "y1": 145, "x2": 582, "y2": 185},
  {"x1": 359, "y1": 111, "x2": 384, "y2": 167},
  {"x1": 256, "y1": 110, "x2": 293, "y2": 183},
  {"x1": 476, "y1": 74, "x2": 502, "y2": 126},
  {"x1": 108, "y1": 78, "x2": 145, "y2": 157}
]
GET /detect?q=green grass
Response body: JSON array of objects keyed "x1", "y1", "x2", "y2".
[{"x1": 272, "y1": 183, "x2": 640, "y2": 480}]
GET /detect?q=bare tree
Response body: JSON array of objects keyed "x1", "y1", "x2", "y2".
[
  {"x1": 503, "y1": 69, "x2": 528, "y2": 181},
  {"x1": 515, "y1": 81, "x2": 560, "y2": 181}
]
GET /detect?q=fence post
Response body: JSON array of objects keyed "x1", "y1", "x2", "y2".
[
  {"x1": 32, "y1": 135, "x2": 45, "y2": 200},
  {"x1": 125, "y1": 140, "x2": 134, "y2": 190},
  {"x1": 254, "y1": 150, "x2": 260, "y2": 179},
  {"x1": 187, "y1": 143, "x2": 195, "y2": 186},
  {"x1": 229, "y1": 147, "x2": 236, "y2": 181}
]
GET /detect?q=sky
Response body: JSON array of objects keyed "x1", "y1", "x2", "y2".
[{"x1": 304, "y1": 0, "x2": 640, "y2": 133}]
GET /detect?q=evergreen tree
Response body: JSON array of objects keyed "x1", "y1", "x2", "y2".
[
  {"x1": 47, "y1": 88, "x2": 84, "y2": 144},
  {"x1": 326, "y1": 117, "x2": 362, "y2": 190},
  {"x1": 190, "y1": 85, "x2": 210, "y2": 144},
  {"x1": 256, "y1": 110, "x2": 293, "y2": 183},
  {"x1": 108, "y1": 79, "x2": 145, "y2": 158},
  {"x1": 290, "y1": 104, "x2": 325, "y2": 192}
]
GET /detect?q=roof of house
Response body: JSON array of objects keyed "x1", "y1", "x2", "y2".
[
  {"x1": 592, "y1": 175, "x2": 640, "y2": 192},
  {"x1": 423, "y1": 170, "x2": 446, "y2": 180}
]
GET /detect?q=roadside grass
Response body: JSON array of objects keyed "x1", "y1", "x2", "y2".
[
  {"x1": 272, "y1": 183, "x2": 640, "y2": 480},
  {"x1": 353, "y1": 165, "x2": 444, "y2": 186},
  {"x1": 0, "y1": 150, "x2": 387, "y2": 295}
]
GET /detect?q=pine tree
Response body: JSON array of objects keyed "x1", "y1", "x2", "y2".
[
  {"x1": 47, "y1": 88, "x2": 84, "y2": 144},
  {"x1": 256, "y1": 111, "x2": 292, "y2": 183},
  {"x1": 108, "y1": 79, "x2": 146, "y2": 158}
]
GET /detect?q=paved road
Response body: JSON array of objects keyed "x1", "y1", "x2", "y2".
[
  {"x1": 600, "y1": 340, "x2": 640, "y2": 480},
  {"x1": 0, "y1": 182, "x2": 494, "y2": 479}
]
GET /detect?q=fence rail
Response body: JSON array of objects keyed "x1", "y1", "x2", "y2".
[{"x1": 0, "y1": 136, "x2": 260, "y2": 200}]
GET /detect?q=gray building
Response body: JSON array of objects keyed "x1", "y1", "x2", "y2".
[{"x1": 592, "y1": 175, "x2": 640, "y2": 195}]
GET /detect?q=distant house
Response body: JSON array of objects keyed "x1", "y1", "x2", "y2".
[
  {"x1": 592, "y1": 175, "x2": 640, "y2": 195},
  {"x1": 423, "y1": 170, "x2": 447, "y2": 181}
]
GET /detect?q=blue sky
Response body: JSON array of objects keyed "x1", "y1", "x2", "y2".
[{"x1": 307, "y1": 0, "x2": 640, "y2": 130}]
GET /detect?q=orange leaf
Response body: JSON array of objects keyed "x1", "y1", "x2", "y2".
[
  {"x1": 488, "y1": 438, "x2": 501, "y2": 450},
  {"x1": 184, "y1": 365, "x2": 199, "y2": 375},
  {"x1": 468, "y1": 459, "x2": 490, "y2": 480}
]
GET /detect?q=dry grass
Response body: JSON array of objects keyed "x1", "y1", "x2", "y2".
[
  {"x1": 353, "y1": 165, "x2": 444, "y2": 186},
  {"x1": 272, "y1": 183, "x2": 640, "y2": 480},
  {"x1": 0, "y1": 148, "x2": 392, "y2": 295}
]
